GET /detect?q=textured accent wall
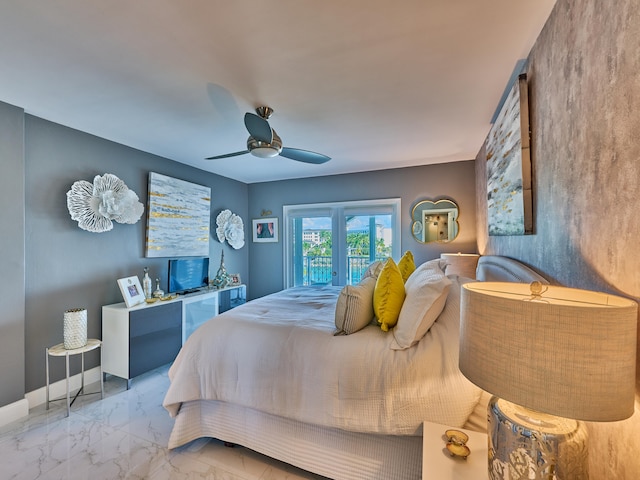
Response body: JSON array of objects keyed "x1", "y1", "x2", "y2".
[{"x1": 476, "y1": 0, "x2": 640, "y2": 477}]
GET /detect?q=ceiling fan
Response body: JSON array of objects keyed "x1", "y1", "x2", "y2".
[{"x1": 205, "y1": 106, "x2": 331, "y2": 164}]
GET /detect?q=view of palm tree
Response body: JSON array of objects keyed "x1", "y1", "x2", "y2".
[{"x1": 301, "y1": 216, "x2": 392, "y2": 285}]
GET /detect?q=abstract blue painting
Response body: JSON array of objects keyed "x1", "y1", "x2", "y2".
[
  {"x1": 486, "y1": 73, "x2": 532, "y2": 236},
  {"x1": 145, "y1": 172, "x2": 211, "y2": 257}
]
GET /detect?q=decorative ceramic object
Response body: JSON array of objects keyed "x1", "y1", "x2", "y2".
[
  {"x1": 212, "y1": 250, "x2": 231, "y2": 288},
  {"x1": 63, "y1": 308, "x2": 87, "y2": 349},
  {"x1": 216, "y1": 209, "x2": 245, "y2": 249},
  {"x1": 153, "y1": 278, "x2": 165, "y2": 298},
  {"x1": 143, "y1": 267, "x2": 152, "y2": 299},
  {"x1": 66, "y1": 173, "x2": 144, "y2": 233}
]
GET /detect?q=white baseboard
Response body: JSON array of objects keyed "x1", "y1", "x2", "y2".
[
  {"x1": 0, "y1": 366, "x2": 102, "y2": 428},
  {"x1": 0, "y1": 398, "x2": 29, "y2": 428},
  {"x1": 26, "y1": 366, "x2": 102, "y2": 408}
]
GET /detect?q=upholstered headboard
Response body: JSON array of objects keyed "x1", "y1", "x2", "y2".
[{"x1": 476, "y1": 255, "x2": 549, "y2": 284}]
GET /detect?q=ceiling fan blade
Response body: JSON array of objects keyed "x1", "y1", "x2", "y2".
[
  {"x1": 280, "y1": 147, "x2": 331, "y2": 164},
  {"x1": 205, "y1": 150, "x2": 249, "y2": 160},
  {"x1": 244, "y1": 112, "x2": 273, "y2": 143}
]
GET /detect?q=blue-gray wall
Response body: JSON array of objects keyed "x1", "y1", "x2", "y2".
[
  {"x1": 20, "y1": 113, "x2": 248, "y2": 394},
  {"x1": 247, "y1": 161, "x2": 477, "y2": 300},
  {"x1": 0, "y1": 101, "x2": 26, "y2": 407}
]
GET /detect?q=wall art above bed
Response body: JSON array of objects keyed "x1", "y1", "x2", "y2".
[
  {"x1": 145, "y1": 172, "x2": 211, "y2": 257},
  {"x1": 486, "y1": 73, "x2": 533, "y2": 236}
]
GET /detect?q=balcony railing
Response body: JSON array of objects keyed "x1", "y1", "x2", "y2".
[{"x1": 302, "y1": 255, "x2": 384, "y2": 285}]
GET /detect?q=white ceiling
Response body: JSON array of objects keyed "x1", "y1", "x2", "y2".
[{"x1": 0, "y1": 0, "x2": 556, "y2": 184}]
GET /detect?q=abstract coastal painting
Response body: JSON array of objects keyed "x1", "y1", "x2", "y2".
[
  {"x1": 486, "y1": 73, "x2": 533, "y2": 236},
  {"x1": 145, "y1": 172, "x2": 211, "y2": 257}
]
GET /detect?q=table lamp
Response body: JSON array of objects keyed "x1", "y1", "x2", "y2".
[
  {"x1": 459, "y1": 281, "x2": 637, "y2": 479},
  {"x1": 440, "y1": 253, "x2": 480, "y2": 279}
]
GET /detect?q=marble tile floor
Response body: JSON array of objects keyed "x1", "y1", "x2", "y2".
[{"x1": 0, "y1": 365, "x2": 329, "y2": 480}]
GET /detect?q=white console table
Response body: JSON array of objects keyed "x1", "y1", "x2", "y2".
[{"x1": 102, "y1": 285, "x2": 246, "y2": 386}]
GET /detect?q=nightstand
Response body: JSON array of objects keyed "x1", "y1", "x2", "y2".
[
  {"x1": 422, "y1": 421, "x2": 488, "y2": 479},
  {"x1": 46, "y1": 339, "x2": 103, "y2": 416}
]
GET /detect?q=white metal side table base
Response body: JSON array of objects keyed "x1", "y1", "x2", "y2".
[{"x1": 46, "y1": 338, "x2": 103, "y2": 416}]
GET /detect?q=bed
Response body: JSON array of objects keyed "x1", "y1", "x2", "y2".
[{"x1": 163, "y1": 255, "x2": 549, "y2": 480}]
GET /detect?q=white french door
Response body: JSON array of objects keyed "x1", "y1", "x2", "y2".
[{"x1": 283, "y1": 199, "x2": 401, "y2": 288}]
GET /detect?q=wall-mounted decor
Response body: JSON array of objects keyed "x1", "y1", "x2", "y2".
[
  {"x1": 486, "y1": 73, "x2": 533, "y2": 236},
  {"x1": 410, "y1": 199, "x2": 459, "y2": 243},
  {"x1": 145, "y1": 172, "x2": 211, "y2": 257},
  {"x1": 66, "y1": 173, "x2": 144, "y2": 233},
  {"x1": 252, "y1": 217, "x2": 278, "y2": 243},
  {"x1": 117, "y1": 276, "x2": 145, "y2": 308},
  {"x1": 216, "y1": 209, "x2": 245, "y2": 249}
]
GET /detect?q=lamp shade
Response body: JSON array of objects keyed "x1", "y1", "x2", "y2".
[
  {"x1": 460, "y1": 282, "x2": 637, "y2": 422},
  {"x1": 440, "y1": 253, "x2": 480, "y2": 279}
]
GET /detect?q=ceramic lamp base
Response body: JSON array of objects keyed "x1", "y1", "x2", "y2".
[{"x1": 488, "y1": 396, "x2": 589, "y2": 480}]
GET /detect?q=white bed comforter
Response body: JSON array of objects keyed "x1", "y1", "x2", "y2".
[{"x1": 163, "y1": 279, "x2": 481, "y2": 435}]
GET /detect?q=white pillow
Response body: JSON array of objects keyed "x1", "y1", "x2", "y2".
[
  {"x1": 334, "y1": 276, "x2": 377, "y2": 335},
  {"x1": 399, "y1": 258, "x2": 445, "y2": 291},
  {"x1": 391, "y1": 264, "x2": 452, "y2": 350}
]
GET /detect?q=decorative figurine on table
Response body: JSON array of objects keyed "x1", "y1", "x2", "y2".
[
  {"x1": 212, "y1": 250, "x2": 231, "y2": 289},
  {"x1": 153, "y1": 278, "x2": 165, "y2": 298},
  {"x1": 143, "y1": 267, "x2": 152, "y2": 299}
]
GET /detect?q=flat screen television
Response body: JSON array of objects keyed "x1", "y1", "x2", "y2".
[{"x1": 168, "y1": 257, "x2": 209, "y2": 294}]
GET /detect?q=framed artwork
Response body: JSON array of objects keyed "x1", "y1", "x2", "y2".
[
  {"x1": 486, "y1": 73, "x2": 533, "y2": 236},
  {"x1": 252, "y1": 218, "x2": 278, "y2": 243},
  {"x1": 145, "y1": 172, "x2": 211, "y2": 257},
  {"x1": 117, "y1": 276, "x2": 145, "y2": 308},
  {"x1": 229, "y1": 273, "x2": 242, "y2": 285}
]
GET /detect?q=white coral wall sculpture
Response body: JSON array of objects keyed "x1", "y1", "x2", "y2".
[
  {"x1": 216, "y1": 209, "x2": 245, "y2": 249},
  {"x1": 66, "y1": 173, "x2": 145, "y2": 233}
]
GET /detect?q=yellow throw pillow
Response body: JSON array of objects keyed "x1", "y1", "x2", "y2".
[
  {"x1": 398, "y1": 251, "x2": 416, "y2": 282},
  {"x1": 373, "y1": 258, "x2": 406, "y2": 332}
]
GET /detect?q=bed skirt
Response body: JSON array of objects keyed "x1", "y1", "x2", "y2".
[{"x1": 169, "y1": 400, "x2": 424, "y2": 480}]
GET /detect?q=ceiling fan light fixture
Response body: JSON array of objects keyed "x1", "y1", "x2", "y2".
[
  {"x1": 251, "y1": 146, "x2": 280, "y2": 158},
  {"x1": 247, "y1": 130, "x2": 283, "y2": 158},
  {"x1": 206, "y1": 108, "x2": 329, "y2": 164}
]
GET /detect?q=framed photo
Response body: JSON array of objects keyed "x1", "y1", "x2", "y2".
[
  {"x1": 229, "y1": 273, "x2": 242, "y2": 285},
  {"x1": 117, "y1": 276, "x2": 146, "y2": 308},
  {"x1": 252, "y1": 217, "x2": 279, "y2": 243}
]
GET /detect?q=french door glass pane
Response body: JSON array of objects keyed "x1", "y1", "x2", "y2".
[
  {"x1": 293, "y1": 216, "x2": 333, "y2": 286},
  {"x1": 345, "y1": 214, "x2": 393, "y2": 285},
  {"x1": 284, "y1": 199, "x2": 400, "y2": 289}
]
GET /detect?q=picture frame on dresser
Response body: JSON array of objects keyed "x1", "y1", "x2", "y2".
[{"x1": 117, "y1": 276, "x2": 145, "y2": 308}]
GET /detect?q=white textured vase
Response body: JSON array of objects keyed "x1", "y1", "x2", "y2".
[{"x1": 63, "y1": 308, "x2": 87, "y2": 349}]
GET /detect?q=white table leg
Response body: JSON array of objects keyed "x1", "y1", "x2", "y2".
[
  {"x1": 45, "y1": 348, "x2": 50, "y2": 410},
  {"x1": 99, "y1": 344, "x2": 104, "y2": 399},
  {"x1": 65, "y1": 351, "x2": 70, "y2": 417},
  {"x1": 80, "y1": 350, "x2": 85, "y2": 393}
]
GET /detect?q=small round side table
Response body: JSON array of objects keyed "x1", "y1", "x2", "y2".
[{"x1": 45, "y1": 338, "x2": 104, "y2": 416}]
